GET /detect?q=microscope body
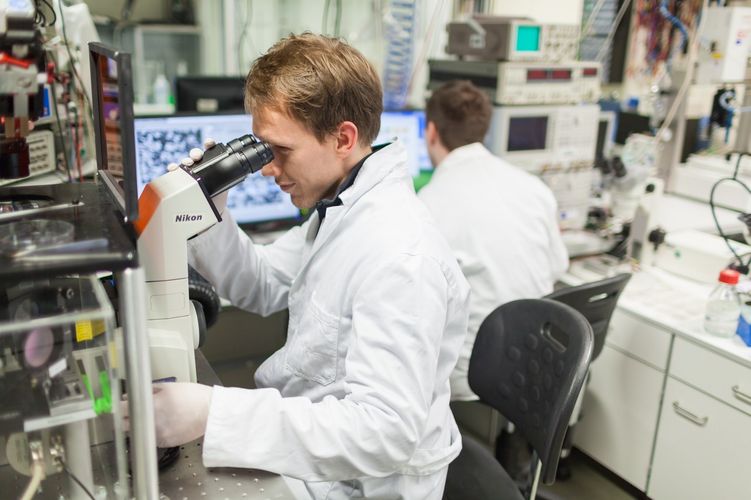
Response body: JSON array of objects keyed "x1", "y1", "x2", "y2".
[
  {"x1": 135, "y1": 167, "x2": 221, "y2": 383},
  {"x1": 134, "y1": 134, "x2": 273, "y2": 383}
]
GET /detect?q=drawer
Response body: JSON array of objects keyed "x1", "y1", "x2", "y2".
[
  {"x1": 670, "y1": 336, "x2": 751, "y2": 416},
  {"x1": 648, "y1": 377, "x2": 751, "y2": 500},
  {"x1": 606, "y1": 309, "x2": 672, "y2": 370}
]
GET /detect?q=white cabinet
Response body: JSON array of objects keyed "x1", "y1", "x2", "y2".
[
  {"x1": 574, "y1": 344, "x2": 665, "y2": 490},
  {"x1": 606, "y1": 309, "x2": 671, "y2": 369},
  {"x1": 574, "y1": 308, "x2": 671, "y2": 490},
  {"x1": 648, "y1": 377, "x2": 751, "y2": 500},
  {"x1": 670, "y1": 337, "x2": 751, "y2": 416}
]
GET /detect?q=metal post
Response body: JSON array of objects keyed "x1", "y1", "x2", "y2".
[
  {"x1": 64, "y1": 420, "x2": 94, "y2": 500},
  {"x1": 528, "y1": 458, "x2": 542, "y2": 500},
  {"x1": 656, "y1": 68, "x2": 690, "y2": 185},
  {"x1": 118, "y1": 267, "x2": 159, "y2": 499}
]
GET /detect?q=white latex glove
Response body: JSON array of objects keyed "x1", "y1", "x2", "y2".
[
  {"x1": 122, "y1": 382, "x2": 214, "y2": 448},
  {"x1": 167, "y1": 138, "x2": 229, "y2": 215}
]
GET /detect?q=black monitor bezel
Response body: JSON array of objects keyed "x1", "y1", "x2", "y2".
[
  {"x1": 175, "y1": 76, "x2": 246, "y2": 113},
  {"x1": 89, "y1": 42, "x2": 138, "y2": 224}
]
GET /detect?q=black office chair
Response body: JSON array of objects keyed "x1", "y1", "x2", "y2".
[
  {"x1": 444, "y1": 299, "x2": 593, "y2": 500},
  {"x1": 544, "y1": 273, "x2": 631, "y2": 479}
]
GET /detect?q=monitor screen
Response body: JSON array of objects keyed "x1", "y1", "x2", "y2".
[
  {"x1": 175, "y1": 77, "x2": 245, "y2": 113},
  {"x1": 133, "y1": 113, "x2": 301, "y2": 227},
  {"x1": 375, "y1": 110, "x2": 431, "y2": 176},
  {"x1": 615, "y1": 111, "x2": 650, "y2": 145},
  {"x1": 507, "y1": 116, "x2": 548, "y2": 152},
  {"x1": 89, "y1": 42, "x2": 138, "y2": 223},
  {"x1": 515, "y1": 25, "x2": 541, "y2": 52}
]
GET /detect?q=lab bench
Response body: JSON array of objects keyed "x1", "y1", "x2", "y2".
[
  {"x1": 563, "y1": 261, "x2": 751, "y2": 500},
  {"x1": 158, "y1": 350, "x2": 298, "y2": 499}
]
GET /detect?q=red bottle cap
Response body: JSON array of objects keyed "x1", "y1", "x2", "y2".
[{"x1": 719, "y1": 269, "x2": 740, "y2": 285}]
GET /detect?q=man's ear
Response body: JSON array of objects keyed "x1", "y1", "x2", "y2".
[
  {"x1": 334, "y1": 121, "x2": 359, "y2": 158},
  {"x1": 426, "y1": 121, "x2": 439, "y2": 145}
]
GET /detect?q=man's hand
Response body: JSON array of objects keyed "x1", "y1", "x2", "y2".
[
  {"x1": 167, "y1": 138, "x2": 228, "y2": 215},
  {"x1": 122, "y1": 382, "x2": 214, "y2": 448}
]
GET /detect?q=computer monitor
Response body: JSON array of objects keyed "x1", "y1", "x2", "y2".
[
  {"x1": 615, "y1": 111, "x2": 651, "y2": 145},
  {"x1": 133, "y1": 113, "x2": 301, "y2": 228},
  {"x1": 175, "y1": 76, "x2": 245, "y2": 113},
  {"x1": 375, "y1": 110, "x2": 432, "y2": 176},
  {"x1": 89, "y1": 42, "x2": 138, "y2": 223}
]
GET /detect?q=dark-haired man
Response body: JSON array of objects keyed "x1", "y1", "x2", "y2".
[{"x1": 419, "y1": 80, "x2": 568, "y2": 401}]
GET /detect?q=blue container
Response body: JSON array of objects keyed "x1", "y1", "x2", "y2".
[{"x1": 736, "y1": 301, "x2": 751, "y2": 346}]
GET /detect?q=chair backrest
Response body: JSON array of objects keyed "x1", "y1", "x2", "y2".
[
  {"x1": 468, "y1": 299, "x2": 593, "y2": 485},
  {"x1": 545, "y1": 273, "x2": 631, "y2": 361}
]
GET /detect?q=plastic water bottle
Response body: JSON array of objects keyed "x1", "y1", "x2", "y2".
[
  {"x1": 153, "y1": 72, "x2": 171, "y2": 105},
  {"x1": 704, "y1": 269, "x2": 741, "y2": 338}
]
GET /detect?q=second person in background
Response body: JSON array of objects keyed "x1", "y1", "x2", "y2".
[{"x1": 418, "y1": 80, "x2": 570, "y2": 402}]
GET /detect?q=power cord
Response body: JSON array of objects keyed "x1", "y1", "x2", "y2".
[
  {"x1": 20, "y1": 442, "x2": 45, "y2": 500},
  {"x1": 56, "y1": 457, "x2": 96, "y2": 500},
  {"x1": 709, "y1": 152, "x2": 751, "y2": 274}
]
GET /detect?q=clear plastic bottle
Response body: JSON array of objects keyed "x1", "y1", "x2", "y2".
[
  {"x1": 704, "y1": 269, "x2": 741, "y2": 338},
  {"x1": 153, "y1": 70, "x2": 171, "y2": 106}
]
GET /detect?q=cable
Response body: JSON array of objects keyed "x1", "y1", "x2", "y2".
[
  {"x1": 35, "y1": 0, "x2": 57, "y2": 26},
  {"x1": 57, "y1": 0, "x2": 92, "y2": 113},
  {"x1": 42, "y1": 0, "x2": 57, "y2": 25},
  {"x1": 48, "y1": 68, "x2": 73, "y2": 182},
  {"x1": 57, "y1": 457, "x2": 96, "y2": 500},
  {"x1": 58, "y1": 0, "x2": 92, "y2": 178},
  {"x1": 708, "y1": 153, "x2": 751, "y2": 273},
  {"x1": 334, "y1": 0, "x2": 343, "y2": 37},
  {"x1": 236, "y1": 0, "x2": 253, "y2": 73},
  {"x1": 651, "y1": 0, "x2": 707, "y2": 147},
  {"x1": 578, "y1": 0, "x2": 609, "y2": 48},
  {"x1": 322, "y1": 0, "x2": 332, "y2": 33},
  {"x1": 405, "y1": 0, "x2": 446, "y2": 100},
  {"x1": 595, "y1": 0, "x2": 633, "y2": 63},
  {"x1": 659, "y1": 0, "x2": 689, "y2": 52},
  {"x1": 19, "y1": 461, "x2": 45, "y2": 500},
  {"x1": 719, "y1": 90, "x2": 751, "y2": 114}
]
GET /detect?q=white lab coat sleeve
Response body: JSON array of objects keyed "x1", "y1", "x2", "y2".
[
  {"x1": 546, "y1": 194, "x2": 570, "y2": 279},
  {"x1": 187, "y1": 212, "x2": 306, "y2": 316},
  {"x1": 202, "y1": 253, "x2": 452, "y2": 481}
]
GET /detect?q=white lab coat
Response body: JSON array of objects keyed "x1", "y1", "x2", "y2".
[
  {"x1": 187, "y1": 141, "x2": 470, "y2": 499},
  {"x1": 418, "y1": 143, "x2": 569, "y2": 401}
]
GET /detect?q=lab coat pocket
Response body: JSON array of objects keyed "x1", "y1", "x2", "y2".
[{"x1": 285, "y1": 296, "x2": 340, "y2": 386}]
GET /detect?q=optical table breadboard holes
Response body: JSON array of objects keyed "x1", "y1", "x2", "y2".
[{"x1": 158, "y1": 441, "x2": 296, "y2": 499}]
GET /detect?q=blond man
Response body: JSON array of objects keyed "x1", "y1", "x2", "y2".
[{"x1": 149, "y1": 34, "x2": 469, "y2": 499}]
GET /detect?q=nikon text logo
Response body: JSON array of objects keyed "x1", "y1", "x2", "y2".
[{"x1": 175, "y1": 214, "x2": 203, "y2": 222}]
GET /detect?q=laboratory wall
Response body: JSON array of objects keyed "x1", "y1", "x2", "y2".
[
  {"x1": 492, "y1": 0, "x2": 584, "y2": 25},
  {"x1": 84, "y1": 0, "x2": 170, "y2": 22},
  {"x1": 82, "y1": 0, "x2": 585, "y2": 108}
]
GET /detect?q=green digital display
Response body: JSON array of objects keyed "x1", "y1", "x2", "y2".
[{"x1": 515, "y1": 26, "x2": 541, "y2": 52}]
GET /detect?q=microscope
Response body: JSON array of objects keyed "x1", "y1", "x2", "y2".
[
  {"x1": 0, "y1": 0, "x2": 48, "y2": 179},
  {"x1": 134, "y1": 136, "x2": 273, "y2": 383}
]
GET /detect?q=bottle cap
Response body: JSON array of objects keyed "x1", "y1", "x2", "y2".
[{"x1": 719, "y1": 269, "x2": 740, "y2": 285}]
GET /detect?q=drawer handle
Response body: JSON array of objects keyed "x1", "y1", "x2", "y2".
[
  {"x1": 732, "y1": 385, "x2": 751, "y2": 406},
  {"x1": 672, "y1": 402, "x2": 708, "y2": 426}
]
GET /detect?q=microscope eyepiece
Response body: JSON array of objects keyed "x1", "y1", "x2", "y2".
[{"x1": 189, "y1": 134, "x2": 274, "y2": 198}]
